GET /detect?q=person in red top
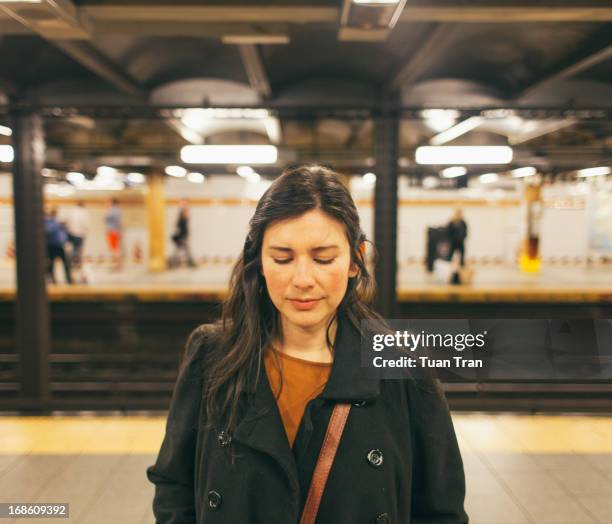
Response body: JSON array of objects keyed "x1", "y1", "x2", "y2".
[{"x1": 147, "y1": 165, "x2": 468, "y2": 524}]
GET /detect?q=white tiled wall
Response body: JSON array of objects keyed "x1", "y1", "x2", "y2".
[{"x1": 0, "y1": 173, "x2": 603, "y2": 264}]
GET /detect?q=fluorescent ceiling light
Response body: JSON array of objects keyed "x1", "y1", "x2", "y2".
[
  {"x1": 0, "y1": 145, "x2": 13, "y2": 163},
  {"x1": 165, "y1": 165, "x2": 187, "y2": 177},
  {"x1": 511, "y1": 166, "x2": 536, "y2": 178},
  {"x1": 416, "y1": 146, "x2": 513, "y2": 165},
  {"x1": 0, "y1": 0, "x2": 41, "y2": 3},
  {"x1": 222, "y1": 34, "x2": 290, "y2": 45},
  {"x1": 66, "y1": 172, "x2": 85, "y2": 185},
  {"x1": 479, "y1": 172, "x2": 499, "y2": 184},
  {"x1": 441, "y1": 166, "x2": 467, "y2": 178},
  {"x1": 187, "y1": 172, "x2": 205, "y2": 184},
  {"x1": 352, "y1": 0, "x2": 400, "y2": 3},
  {"x1": 430, "y1": 117, "x2": 483, "y2": 146},
  {"x1": 0, "y1": 125, "x2": 12, "y2": 136},
  {"x1": 577, "y1": 166, "x2": 610, "y2": 178},
  {"x1": 181, "y1": 145, "x2": 278, "y2": 165},
  {"x1": 126, "y1": 172, "x2": 145, "y2": 184}
]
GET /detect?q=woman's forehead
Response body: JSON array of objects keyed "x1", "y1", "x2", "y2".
[{"x1": 263, "y1": 211, "x2": 348, "y2": 247}]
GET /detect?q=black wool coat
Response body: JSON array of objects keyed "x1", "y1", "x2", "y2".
[{"x1": 146, "y1": 310, "x2": 469, "y2": 524}]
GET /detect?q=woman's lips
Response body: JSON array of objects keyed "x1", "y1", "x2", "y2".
[{"x1": 288, "y1": 298, "x2": 321, "y2": 310}]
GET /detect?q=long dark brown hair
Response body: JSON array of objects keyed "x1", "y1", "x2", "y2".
[{"x1": 203, "y1": 164, "x2": 384, "y2": 435}]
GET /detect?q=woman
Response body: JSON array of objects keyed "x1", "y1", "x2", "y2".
[{"x1": 147, "y1": 165, "x2": 468, "y2": 523}]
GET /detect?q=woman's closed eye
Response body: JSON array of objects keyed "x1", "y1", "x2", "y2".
[{"x1": 273, "y1": 258, "x2": 336, "y2": 265}]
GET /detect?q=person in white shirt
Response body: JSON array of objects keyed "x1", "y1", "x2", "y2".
[{"x1": 65, "y1": 200, "x2": 90, "y2": 268}]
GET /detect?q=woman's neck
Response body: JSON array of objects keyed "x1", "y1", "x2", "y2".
[{"x1": 274, "y1": 314, "x2": 338, "y2": 363}]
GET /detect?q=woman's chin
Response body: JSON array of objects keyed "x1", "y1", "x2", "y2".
[{"x1": 282, "y1": 309, "x2": 326, "y2": 328}]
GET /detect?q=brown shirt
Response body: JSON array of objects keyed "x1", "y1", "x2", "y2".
[{"x1": 264, "y1": 348, "x2": 332, "y2": 448}]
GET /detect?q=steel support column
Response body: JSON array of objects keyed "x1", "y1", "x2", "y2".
[
  {"x1": 373, "y1": 101, "x2": 399, "y2": 318},
  {"x1": 10, "y1": 104, "x2": 51, "y2": 407}
]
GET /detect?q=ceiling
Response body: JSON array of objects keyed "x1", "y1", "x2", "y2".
[{"x1": 0, "y1": 0, "x2": 611, "y2": 179}]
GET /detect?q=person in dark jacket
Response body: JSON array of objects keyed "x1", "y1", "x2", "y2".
[
  {"x1": 169, "y1": 199, "x2": 196, "y2": 268},
  {"x1": 45, "y1": 206, "x2": 73, "y2": 284},
  {"x1": 147, "y1": 165, "x2": 468, "y2": 524},
  {"x1": 447, "y1": 209, "x2": 468, "y2": 267}
]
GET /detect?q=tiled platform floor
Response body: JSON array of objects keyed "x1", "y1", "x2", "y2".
[
  {"x1": 1, "y1": 261, "x2": 612, "y2": 291},
  {"x1": 1, "y1": 414, "x2": 612, "y2": 523}
]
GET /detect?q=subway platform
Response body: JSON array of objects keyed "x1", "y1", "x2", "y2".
[
  {"x1": 1, "y1": 261, "x2": 612, "y2": 297},
  {"x1": 1, "y1": 414, "x2": 611, "y2": 524}
]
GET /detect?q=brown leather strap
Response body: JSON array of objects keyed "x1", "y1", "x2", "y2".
[{"x1": 299, "y1": 402, "x2": 351, "y2": 524}]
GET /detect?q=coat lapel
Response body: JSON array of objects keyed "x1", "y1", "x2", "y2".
[
  {"x1": 318, "y1": 309, "x2": 381, "y2": 401},
  {"x1": 232, "y1": 359, "x2": 300, "y2": 494}
]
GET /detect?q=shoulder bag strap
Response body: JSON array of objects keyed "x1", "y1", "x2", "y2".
[{"x1": 299, "y1": 402, "x2": 352, "y2": 524}]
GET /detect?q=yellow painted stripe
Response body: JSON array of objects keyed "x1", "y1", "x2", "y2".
[
  {"x1": 1, "y1": 286, "x2": 611, "y2": 303},
  {"x1": 1, "y1": 415, "x2": 612, "y2": 454}
]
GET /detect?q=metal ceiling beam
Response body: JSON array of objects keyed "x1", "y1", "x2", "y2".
[
  {"x1": 398, "y1": 6, "x2": 612, "y2": 23},
  {"x1": 75, "y1": 4, "x2": 612, "y2": 32},
  {"x1": 497, "y1": 35, "x2": 612, "y2": 146},
  {"x1": 1, "y1": 1, "x2": 205, "y2": 146},
  {"x1": 390, "y1": 24, "x2": 458, "y2": 90},
  {"x1": 0, "y1": 1, "x2": 146, "y2": 99},
  {"x1": 237, "y1": 44, "x2": 271, "y2": 98},
  {"x1": 51, "y1": 40, "x2": 147, "y2": 99},
  {"x1": 0, "y1": 0, "x2": 91, "y2": 39},
  {"x1": 81, "y1": 6, "x2": 338, "y2": 24},
  {"x1": 518, "y1": 43, "x2": 612, "y2": 100},
  {"x1": 235, "y1": 44, "x2": 283, "y2": 143},
  {"x1": 0, "y1": 18, "x2": 30, "y2": 34}
]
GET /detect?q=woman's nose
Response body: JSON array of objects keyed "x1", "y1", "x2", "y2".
[{"x1": 292, "y1": 260, "x2": 315, "y2": 287}]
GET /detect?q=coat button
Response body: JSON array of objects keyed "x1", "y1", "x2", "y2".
[
  {"x1": 217, "y1": 430, "x2": 231, "y2": 447},
  {"x1": 376, "y1": 513, "x2": 391, "y2": 524},
  {"x1": 366, "y1": 448, "x2": 384, "y2": 467},
  {"x1": 352, "y1": 400, "x2": 367, "y2": 407},
  {"x1": 207, "y1": 490, "x2": 222, "y2": 510}
]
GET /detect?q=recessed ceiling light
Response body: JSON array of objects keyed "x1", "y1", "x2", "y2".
[
  {"x1": 511, "y1": 167, "x2": 536, "y2": 178},
  {"x1": 187, "y1": 172, "x2": 205, "y2": 184},
  {"x1": 165, "y1": 165, "x2": 187, "y2": 177},
  {"x1": 0, "y1": 145, "x2": 14, "y2": 163},
  {"x1": 441, "y1": 166, "x2": 467, "y2": 178}
]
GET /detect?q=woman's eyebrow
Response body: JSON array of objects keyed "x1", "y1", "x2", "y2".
[{"x1": 268, "y1": 245, "x2": 339, "y2": 252}]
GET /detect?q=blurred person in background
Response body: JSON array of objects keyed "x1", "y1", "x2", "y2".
[
  {"x1": 169, "y1": 199, "x2": 196, "y2": 268},
  {"x1": 45, "y1": 206, "x2": 73, "y2": 284},
  {"x1": 65, "y1": 200, "x2": 90, "y2": 268},
  {"x1": 105, "y1": 197, "x2": 123, "y2": 270},
  {"x1": 447, "y1": 208, "x2": 468, "y2": 267}
]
